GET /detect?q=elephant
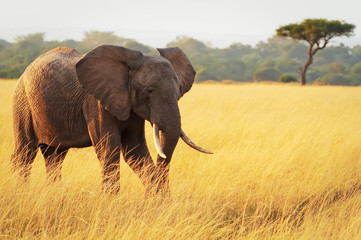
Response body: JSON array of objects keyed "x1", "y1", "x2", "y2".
[{"x1": 11, "y1": 45, "x2": 212, "y2": 196}]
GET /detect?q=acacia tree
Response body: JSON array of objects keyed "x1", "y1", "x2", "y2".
[{"x1": 276, "y1": 19, "x2": 355, "y2": 85}]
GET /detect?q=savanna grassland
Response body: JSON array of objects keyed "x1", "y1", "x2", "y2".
[{"x1": 0, "y1": 79, "x2": 361, "y2": 239}]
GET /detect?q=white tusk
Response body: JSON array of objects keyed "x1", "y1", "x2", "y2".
[
  {"x1": 180, "y1": 129, "x2": 214, "y2": 154},
  {"x1": 153, "y1": 124, "x2": 167, "y2": 159}
]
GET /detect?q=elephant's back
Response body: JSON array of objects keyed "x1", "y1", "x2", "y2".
[
  {"x1": 20, "y1": 47, "x2": 89, "y2": 145},
  {"x1": 23, "y1": 46, "x2": 83, "y2": 86},
  {"x1": 22, "y1": 46, "x2": 84, "y2": 90}
]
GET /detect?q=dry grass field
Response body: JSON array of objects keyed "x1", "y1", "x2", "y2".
[{"x1": 0, "y1": 79, "x2": 361, "y2": 239}]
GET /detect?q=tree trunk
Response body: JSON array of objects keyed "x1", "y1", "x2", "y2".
[
  {"x1": 300, "y1": 43, "x2": 315, "y2": 86},
  {"x1": 300, "y1": 59, "x2": 311, "y2": 85}
]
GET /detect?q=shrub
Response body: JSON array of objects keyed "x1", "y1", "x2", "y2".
[{"x1": 278, "y1": 74, "x2": 298, "y2": 83}]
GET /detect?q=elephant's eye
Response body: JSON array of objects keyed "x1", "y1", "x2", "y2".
[{"x1": 147, "y1": 87, "x2": 155, "y2": 94}]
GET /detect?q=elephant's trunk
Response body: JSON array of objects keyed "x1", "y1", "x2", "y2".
[
  {"x1": 150, "y1": 103, "x2": 181, "y2": 194},
  {"x1": 157, "y1": 107, "x2": 181, "y2": 163}
]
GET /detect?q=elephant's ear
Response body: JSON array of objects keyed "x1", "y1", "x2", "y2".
[
  {"x1": 157, "y1": 47, "x2": 196, "y2": 98},
  {"x1": 76, "y1": 45, "x2": 143, "y2": 121}
]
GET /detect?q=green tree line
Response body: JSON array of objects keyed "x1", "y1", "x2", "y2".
[{"x1": 1, "y1": 31, "x2": 361, "y2": 85}]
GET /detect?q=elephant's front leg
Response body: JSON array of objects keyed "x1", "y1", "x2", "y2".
[
  {"x1": 121, "y1": 125, "x2": 155, "y2": 193},
  {"x1": 87, "y1": 121, "x2": 122, "y2": 193},
  {"x1": 84, "y1": 98, "x2": 123, "y2": 193},
  {"x1": 94, "y1": 134, "x2": 121, "y2": 193},
  {"x1": 152, "y1": 158, "x2": 171, "y2": 197}
]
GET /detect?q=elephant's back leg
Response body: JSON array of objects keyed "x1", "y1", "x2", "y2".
[
  {"x1": 39, "y1": 144, "x2": 68, "y2": 181},
  {"x1": 11, "y1": 78, "x2": 39, "y2": 180}
]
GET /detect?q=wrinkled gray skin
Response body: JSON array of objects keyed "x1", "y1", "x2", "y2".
[{"x1": 12, "y1": 45, "x2": 196, "y2": 196}]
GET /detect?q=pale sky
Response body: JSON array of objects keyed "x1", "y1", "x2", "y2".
[{"x1": 1, "y1": 0, "x2": 361, "y2": 48}]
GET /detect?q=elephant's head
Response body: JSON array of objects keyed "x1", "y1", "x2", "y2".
[{"x1": 75, "y1": 45, "x2": 212, "y2": 162}]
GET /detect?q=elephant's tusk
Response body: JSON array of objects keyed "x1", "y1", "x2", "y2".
[
  {"x1": 153, "y1": 124, "x2": 167, "y2": 159},
  {"x1": 180, "y1": 129, "x2": 214, "y2": 154}
]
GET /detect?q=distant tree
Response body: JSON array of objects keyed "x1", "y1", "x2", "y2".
[
  {"x1": 314, "y1": 72, "x2": 352, "y2": 86},
  {"x1": 306, "y1": 69, "x2": 324, "y2": 83},
  {"x1": 275, "y1": 58, "x2": 302, "y2": 73},
  {"x1": 315, "y1": 44, "x2": 358, "y2": 68},
  {"x1": 350, "y1": 62, "x2": 361, "y2": 85},
  {"x1": 79, "y1": 31, "x2": 153, "y2": 53},
  {"x1": 166, "y1": 36, "x2": 210, "y2": 57},
  {"x1": 351, "y1": 62, "x2": 361, "y2": 74},
  {"x1": 122, "y1": 40, "x2": 153, "y2": 54},
  {"x1": 0, "y1": 33, "x2": 58, "y2": 78},
  {"x1": 351, "y1": 45, "x2": 361, "y2": 61},
  {"x1": 81, "y1": 31, "x2": 120, "y2": 51},
  {"x1": 256, "y1": 39, "x2": 282, "y2": 58},
  {"x1": 0, "y1": 39, "x2": 10, "y2": 50},
  {"x1": 276, "y1": 19, "x2": 355, "y2": 85},
  {"x1": 253, "y1": 67, "x2": 281, "y2": 82},
  {"x1": 61, "y1": 39, "x2": 81, "y2": 49},
  {"x1": 286, "y1": 43, "x2": 308, "y2": 61},
  {"x1": 242, "y1": 53, "x2": 262, "y2": 80},
  {"x1": 329, "y1": 62, "x2": 347, "y2": 74},
  {"x1": 223, "y1": 43, "x2": 253, "y2": 60},
  {"x1": 259, "y1": 58, "x2": 276, "y2": 68}
]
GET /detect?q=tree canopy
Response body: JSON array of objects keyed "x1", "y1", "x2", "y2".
[
  {"x1": 276, "y1": 19, "x2": 355, "y2": 85},
  {"x1": 276, "y1": 19, "x2": 354, "y2": 43}
]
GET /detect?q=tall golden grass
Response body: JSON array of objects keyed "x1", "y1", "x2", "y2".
[{"x1": 0, "y1": 79, "x2": 361, "y2": 239}]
